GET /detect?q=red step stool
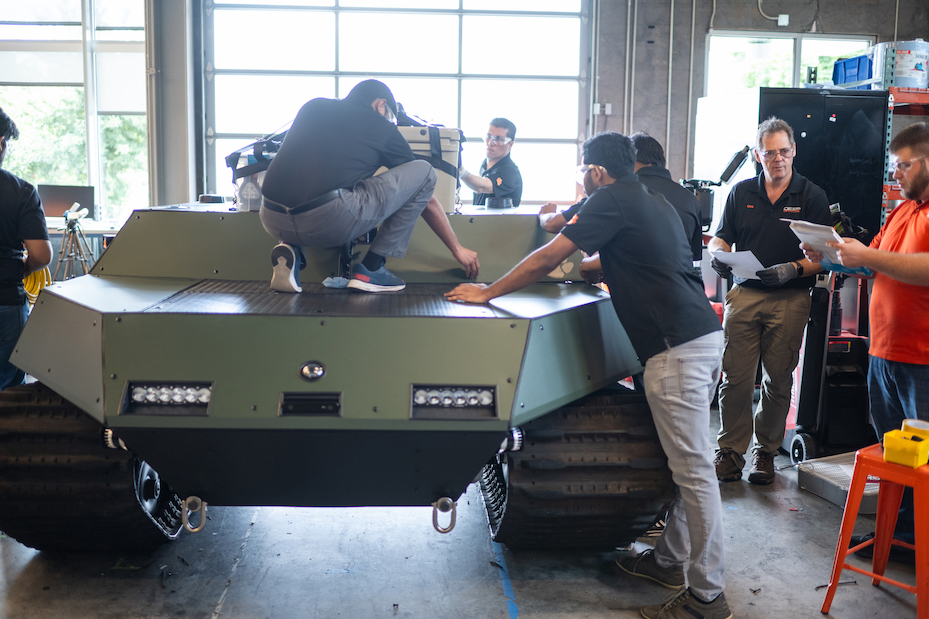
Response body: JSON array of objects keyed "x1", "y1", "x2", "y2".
[{"x1": 821, "y1": 442, "x2": 929, "y2": 617}]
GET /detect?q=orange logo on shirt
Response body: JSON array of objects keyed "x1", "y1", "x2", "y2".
[
  {"x1": 746, "y1": 204, "x2": 755, "y2": 209},
  {"x1": 568, "y1": 214, "x2": 579, "y2": 225},
  {"x1": 496, "y1": 177, "x2": 503, "y2": 186}
]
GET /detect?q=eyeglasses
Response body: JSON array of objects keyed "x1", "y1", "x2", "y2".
[
  {"x1": 758, "y1": 147, "x2": 794, "y2": 161},
  {"x1": 485, "y1": 133, "x2": 513, "y2": 146},
  {"x1": 575, "y1": 163, "x2": 605, "y2": 184},
  {"x1": 889, "y1": 155, "x2": 927, "y2": 174}
]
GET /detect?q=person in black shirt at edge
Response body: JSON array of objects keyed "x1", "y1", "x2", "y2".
[
  {"x1": 260, "y1": 80, "x2": 479, "y2": 293},
  {"x1": 709, "y1": 116, "x2": 831, "y2": 486},
  {"x1": 0, "y1": 106, "x2": 51, "y2": 390},
  {"x1": 458, "y1": 118, "x2": 523, "y2": 208},
  {"x1": 446, "y1": 132, "x2": 731, "y2": 619}
]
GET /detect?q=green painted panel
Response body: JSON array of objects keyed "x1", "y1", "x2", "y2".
[
  {"x1": 511, "y1": 300, "x2": 643, "y2": 426},
  {"x1": 41, "y1": 274, "x2": 196, "y2": 313},
  {"x1": 91, "y1": 208, "x2": 339, "y2": 283},
  {"x1": 102, "y1": 313, "x2": 530, "y2": 430},
  {"x1": 11, "y1": 293, "x2": 105, "y2": 423}
]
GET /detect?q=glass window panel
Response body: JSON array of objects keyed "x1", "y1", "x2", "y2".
[
  {"x1": 94, "y1": 29, "x2": 145, "y2": 42},
  {"x1": 341, "y1": 0, "x2": 458, "y2": 7},
  {"x1": 339, "y1": 13, "x2": 458, "y2": 74},
  {"x1": 219, "y1": 0, "x2": 332, "y2": 5},
  {"x1": 800, "y1": 37, "x2": 872, "y2": 86},
  {"x1": 214, "y1": 75, "x2": 335, "y2": 134},
  {"x1": 96, "y1": 52, "x2": 146, "y2": 113},
  {"x1": 464, "y1": 0, "x2": 581, "y2": 12},
  {"x1": 0, "y1": 2, "x2": 82, "y2": 22},
  {"x1": 0, "y1": 51, "x2": 83, "y2": 83},
  {"x1": 213, "y1": 10, "x2": 335, "y2": 71},
  {"x1": 460, "y1": 141, "x2": 578, "y2": 203},
  {"x1": 706, "y1": 36, "x2": 793, "y2": 98},
  {"x1": 94, "y1": 0, "x2": 144, "y2": 28},
  {"x1": 0, "y1": 25, "x2": 82, "y2": 40},
  {"x1": 99, "y1": 114, "x2": 148, "y2": 221},
  {"x1": 215, "y1": 138, "x2": 261, "y2": 199},
  {"x1": 339, "y1": 76, "x2": 458, "y2": 127},
  {"x1": 463, "y1": 16, "x2": 579, "y2": 76},
  {"x1": 461, "y1": 79, "x2": 578, "y2": 140},
  {"x1": 0, "y1": 85, "x2": 87, "y2": 188}
]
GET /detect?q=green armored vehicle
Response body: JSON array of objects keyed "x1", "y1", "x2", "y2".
[{"x1": 0, "y1": 138, "x2": 674, "y2": 553}]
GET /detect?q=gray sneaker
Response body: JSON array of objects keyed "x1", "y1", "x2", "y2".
[
  {"x1": 714, "y1": 450, "x2": 743, "y2": 482},
  {"x1": 641, "y1": 588, "x2": 732, "y2": 619},
  {"x1": 616, "y1": 549, "x2": 685, "y2": 590}
]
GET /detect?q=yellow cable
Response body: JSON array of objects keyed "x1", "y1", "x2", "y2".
[{"x1": 23, "y1": 268, "x2": 51, "y2": 306}]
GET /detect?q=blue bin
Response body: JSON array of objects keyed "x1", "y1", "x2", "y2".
[{"x1": 832, "y1": 55, "x2": 872, "y2": 89}]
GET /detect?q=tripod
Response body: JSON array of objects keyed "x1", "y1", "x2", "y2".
[{"x1": 54, "y1": 208, "x2": 94, "y2": 281}]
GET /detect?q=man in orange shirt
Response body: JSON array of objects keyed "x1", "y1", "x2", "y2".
[{"x1": 804, "y1": 121, "x2": 929, "y2": 563}]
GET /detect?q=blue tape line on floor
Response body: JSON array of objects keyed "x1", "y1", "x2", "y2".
[{"x1": 491, "y1": 540, "x2": 519, "y2": 618}]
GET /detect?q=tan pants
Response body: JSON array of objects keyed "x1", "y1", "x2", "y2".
[{"x1": 716, "y1": 285, "x2": 812, "y2": 461}]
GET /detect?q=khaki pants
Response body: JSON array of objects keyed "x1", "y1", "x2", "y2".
[{"x1": 716, "y1": 285, "x2": 812, "y2": 461}]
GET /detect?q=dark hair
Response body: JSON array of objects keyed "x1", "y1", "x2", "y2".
[
  {"x1": 490, "y1": 117, "x2": 516, "y2": 140},
  {"x1": 346, "y1": 80, "x2": 398, "y2": 116},
  {"x1": 582, "y1": 132, "x2": 636, "y2": 179},
  {"x1": 0, "y1": 106, "x2": 20, "y2": 142},
  {"x1": 756, "y1": 116, "x2": 794, "y2": 150},
  {"x1": 630, "y1": 131, "x2": 665, "y2": 167},
  {"x1": 890, "y1": 121, "x2": 929, "y2": 158}
]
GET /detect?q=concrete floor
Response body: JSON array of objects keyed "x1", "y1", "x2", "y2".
[{"x1": 0, "y1": 427, "x2": 918, "y2": 619}]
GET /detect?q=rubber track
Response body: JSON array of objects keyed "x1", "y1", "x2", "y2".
[
  {"x1": 0, "y1": 384, "x2": 182, "y2": 552},
  {"x1": 480, "y1": 387, "x2": 675, "y2": 549}
]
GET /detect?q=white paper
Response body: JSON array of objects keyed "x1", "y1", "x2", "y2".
[
  {"x1": 781, "y1": 219, "x2": 844, "y2": 263},
  {"x1": 710, "y1": 249, "x2": 765, "y2": 280}
]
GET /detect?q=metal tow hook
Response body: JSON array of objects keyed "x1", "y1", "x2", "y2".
[
  {"x1": 182, "y1": 496, "x2": 207, "y2": 533},
  {"x1": 431, "y1": 497, "x2": 456, "y2": 534}
]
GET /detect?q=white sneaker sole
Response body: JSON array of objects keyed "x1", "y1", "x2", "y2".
[
  {"x1": 346, "y1": 278, "x2": 405, "y2": 293},
  {"x1": 270, "y1": 246, "x2": 302, "y2": 293}
]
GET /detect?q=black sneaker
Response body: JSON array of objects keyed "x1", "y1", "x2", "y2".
[
  {"x1": 850, "y1": 532, "x2": 916, "y2": 566},
  {"x1": 616, "y1": 549, "x2": 685, "y2": 590},
  {"x1": 270, "y1": 243, "x2": 302, "y2": 293}
]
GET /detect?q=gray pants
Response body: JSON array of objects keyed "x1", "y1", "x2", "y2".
[
  {"x1": 260, "y1": 160, "x2": 436, "y2": 259},
  {"x1": 717, "y1": 285, "x2": 812, "y2": 460}
]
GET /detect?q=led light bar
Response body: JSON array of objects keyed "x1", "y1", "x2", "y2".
[
  {"x1": 122, "y1": 382, "x2": 213, "y2": 416},
  {"x1": 410, "y1": 386, "x2": 496, "y2": 420}
]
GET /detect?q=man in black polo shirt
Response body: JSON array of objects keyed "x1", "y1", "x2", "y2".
[
  {"x1": 260, "y1": 80, "x2": 479, "y2": 293},
  {"x1": 709, "y1": 117, "x2": 830, "y2": 485},
  {"x1": 446, "y1": 132, "x2": 731, "y2": 619},
  {"x1": 459, "y1": 118, "x2": 522, "y2": 208},
  {"x1": 0, "y1": 106, "x2": 52, "y2": 390}
]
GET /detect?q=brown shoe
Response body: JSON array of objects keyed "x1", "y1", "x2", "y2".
[
  {"x1": 748, "y1": 451, "x2": 775, "y2": 485},
  {"x1": 714, "y1": 450, "x2": 742, "y2": 482}
]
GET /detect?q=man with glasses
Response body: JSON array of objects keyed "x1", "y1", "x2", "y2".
[
  {"x1": 260, "y1": 79, "x2": 479, "y2": 293},
  {"x1": 0, "y1": 106, "x2": 52, "y2": 390},
  {"x1": 447, "y1": 132, "x2": 730, "y2": 619},
  {"x1": 709, "y1": 117, "x2": 831, "y2": 485},
  {"x1": 459, "y1": 118, "x2": 523, "y2": 208},
  {"x1": 802, "y1": 121, "x2": 929, "y2": 564}
]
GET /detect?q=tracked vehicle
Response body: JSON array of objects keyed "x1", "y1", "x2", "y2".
[{"x1": 0, "y1": 138, "x2": 674, "y2": 552}]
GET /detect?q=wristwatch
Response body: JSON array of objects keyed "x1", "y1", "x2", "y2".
[{"x1": 793, "y1": 261, "x2": 804, "y2": 277}]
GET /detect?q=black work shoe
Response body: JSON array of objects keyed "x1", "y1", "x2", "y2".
[
  {"x1": 616, "y1": 549, "x2": 685, "y2": 590},
  {"x1": 747, "y1": 451, "x2": 775, "y2": 485},
  {"x1": 714, "y1": 450, "x2": 742, "y2": 482},
  {"x1": 850, "y1": 532, "x2": 916, "y2": 566}
]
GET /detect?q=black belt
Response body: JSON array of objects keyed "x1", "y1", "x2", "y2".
[{"x1": 264, "y1": 188, "x2": 342, "y2": 215}]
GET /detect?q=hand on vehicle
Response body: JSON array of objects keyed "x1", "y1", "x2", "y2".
[
  {"x1": 756, "y1": 261, "x2": 798, "y2": 286},
  {"x1": 453, "y1": 246, "x2": 480, "y2": 279},
  {"x1": 711, "y1": 257, "x2": 732, "y2": 278},
  {"x1": 538, "y1": 202, "x2": 558, "y2": 216},
  {"x1": 445, "y1": 282, "x2": 490, "y2": 304}
]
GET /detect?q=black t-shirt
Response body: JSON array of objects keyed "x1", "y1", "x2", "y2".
[
  {"x1": 0, "y1": 170, "x2": 49, "y2": 305},
  {"x1": 636, "y1": 166, "x2": 703, "y2": 261},
  {"x1": 560, "y1": 175, "x2": 721, "y2": 362},
  {"x1": 262, "y1": 97, "x2": 415, "y2": 207},
  {"x1": 473, "y1": 153, "x2": 522, "y2": 206},
  {"x1": 714, "y1": 170, "x2": 831, "y2": 290},
  {"x1": 560, "y1": 197, "x2": 587, "y2": 223}
]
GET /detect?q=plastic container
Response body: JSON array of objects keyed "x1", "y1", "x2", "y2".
[
  {"x1": 871, "y1": 39, "x2": 929, "y2": 89},
  {"x1": 832, "y1": 55, "x2": 872, "y2": 89},
  {"x1": 883, "y1": 429, "x2": 929, "y2": 468}
]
